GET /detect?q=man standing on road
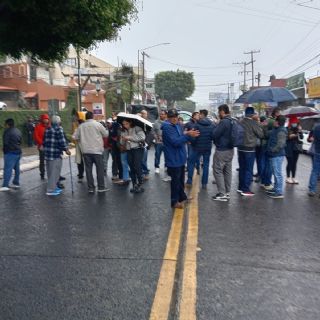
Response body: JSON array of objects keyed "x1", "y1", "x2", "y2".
[
  {"x1": 43, "y1": 116, "x2": 71, "y2": 196},
  {"x1": 153, "y1": 110, "x2": 167, "y2": 174},
  {"x1": 185, "y1": 111, "x2": 200, "y2": 178},
  {"x1": 0, "y1": 118, "x2": 22, "y2": 192},
  {"x1": 140, "y1": 109, "x2": 153, "y2": 180},
  {"x1": 238, "y1": 107, "x2": 264, "y2": 197},
  {"x1": 308, "y1": 123, "x2": 320, "y2": 197},
  {"x1": 25, "y1": 117, "x2": 35, "y2": 147},
  {"x1": 187, "y1": 109, "x2": 215, "y2": 189},
  {"x1": 212, "y1": 104, "x2": 234, "y2": 201},
  {"x1": 73, "y1": 111, "x2": 109, "y2": 193},
  {"x1": 162, "y1": 109, "x2": 200, "y2": 209},
  {"x1": 266, "y1": 115, "x2": 287, "y2": 199},
  {"x1": 33, "y1": 114, "x2": 50, "y2": 179}
]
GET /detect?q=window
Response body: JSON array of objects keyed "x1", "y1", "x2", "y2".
[
  {"x1": 19, "y1": 65, "x2": 25, "y2": 76},
  {"x1": 3, "y1": 66, "x2": 12, "y2": 78},
  {"x1": 146, "y1": 83, "x2": 153, "y2": 89},
  {"x1": 64, "y1": 58, "x2": 77, "y2": 67}
]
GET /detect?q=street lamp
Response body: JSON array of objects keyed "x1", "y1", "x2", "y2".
[
  {"x1": 137, "y1": 42, "x2": 170, "y2": 104},
  {"x1": 95, "y1": 79, "x2": 101, "y2": 93}
]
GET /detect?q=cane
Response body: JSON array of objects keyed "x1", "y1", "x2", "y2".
[{"x1": 68, "y1": 155, "x2": 74, "y2": 194}]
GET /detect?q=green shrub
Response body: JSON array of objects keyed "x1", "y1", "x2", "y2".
[{"x1": 0, "y1": 110, "x2": 73, "y2": 148}]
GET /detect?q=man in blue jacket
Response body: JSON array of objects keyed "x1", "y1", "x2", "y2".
[
  {"x1": 162, "y1": 109, "x2": 200, "y2": 208},
  {"x1": 0, "y1": 118, "x2": 22, "y2": 191},
  {"x1": 186, "y1": 109, "x2": 215, "y2": 189}
]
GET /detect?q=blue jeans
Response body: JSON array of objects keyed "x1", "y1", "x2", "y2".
[
  {"x1": 187, "y1": 150, "x2": 211, "y2": 185},
  {"x1": 187, "y1": 145, "x2": 199, "y2": 184},
  {"x1": 142, "y1": 148, "x2": 149, "y2": 175},
  {"x1": 154, "y1": 143, "x2": 164, "y2": 168},
  {"x1": 260, "y1": 146, "x2": 272, "y2": 186},
  {"x1": 3, "y1": 152, "x2": 21, "y2": 187},
  {"x1": 167, "y1": 166, "x2": 187, "y2": 207},
  {"x1": 270, "y1": 156, "x2": 284, "y2": 195},
  {"x1": 238, "y1": 151, "x2": 256, "y2": 192},
  {"x1": 309, "y1": 153, "x2": 320, "y2": 193},
  {"x1": 121, "y1": 152, "x2": 130, "y2": 181}
]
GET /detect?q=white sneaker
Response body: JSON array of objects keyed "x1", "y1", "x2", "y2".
[
  {"x1": 162, "y1": 176, "x2": 171, "y2": 182},
  {"x1": 286, "y1": 178, "x2": 294, "y2": 184},
  {"x1": 292, "y1": 178, "x2": 299, "y2": 184},
  {"x1": 10, "y1": 184, "x2": 20, "y2": 189},
  {"x1": 0, "y1": 187, "x2": 10, "y2": 192},
  {"x1": 155, "y1": 168, "x2": 160, "y2": 174}
]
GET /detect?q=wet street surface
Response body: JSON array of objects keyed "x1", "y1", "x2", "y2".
[{"x1": 1, "y1": 151, "x2": 320, "y2": 319}]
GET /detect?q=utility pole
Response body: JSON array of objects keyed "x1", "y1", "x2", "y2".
[
  {"x1": 244, "y1": 49, "x2": 260, "y2": 88},
  {"x1": 233, "y1": 61, "x2": 251, "y2": 92},
  {"x1": 141, "y1": 51, "x2": 150, "y2": 104},
  {"x1": 137, "y1": 50, "x2": 140, "y2": 103},
  {"x1": 76, "y1": 48, "x2": 82, "y2": 111},
  {"x1": 256, "y1": 72, "x2": 261, "y2": 87}
]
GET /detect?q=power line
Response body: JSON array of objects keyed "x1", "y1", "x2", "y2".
[
  {"x1": 283, "y1": 52, "x2": 320, "y2": 77},
  {"x1": 147, "y1": 55, "x2": 236, "y2": 70}
]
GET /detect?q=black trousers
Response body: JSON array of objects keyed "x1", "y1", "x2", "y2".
[
  {"x1": 127, "y1": 148, "x2": 144, "y2": 186},
  {"x1": 39, "y1": 149, "x2": 45, "y2": 177},
  {"x1": 286, "y1": 152, "x2": 299, "y2": 178},
  {"x1": 111, "y1": 144, "x2": 123, "y2": 179},
  {"x1": 167, "y1": 166, "x2": 187, "y2": 207}
]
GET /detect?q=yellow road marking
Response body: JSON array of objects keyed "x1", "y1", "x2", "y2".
[
  {"x1": 179, "y1": 175, "x2": 199, "y2": 320},
  {"x1": 149, "y1": 207, "x2": 184, "y2": 320}
]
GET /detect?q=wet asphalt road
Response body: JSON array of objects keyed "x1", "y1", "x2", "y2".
[
  {"x1": 0, "y1": 155, "x2": 173, "y2": 320},
  {"x1": 197, "y1": 153, "x2": 320, "y2": 320},
  {"x1": 1, "y1": 150, "x2": 320, "y2": 319}
]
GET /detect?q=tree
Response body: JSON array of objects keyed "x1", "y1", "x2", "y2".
[
  {"x1": 0, "y1": 1, "x2": 137, "y2": 62},
  {"x1": 155, "y1": 70, "x2": 195, "y2": 107},
  {"x1": 176, "y1": 100, "x2": 196, "y2": 113}
]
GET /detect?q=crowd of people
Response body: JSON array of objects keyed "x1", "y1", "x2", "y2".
[{"x1": 1, "y1": 105, "x2": 320, "y2": 208}]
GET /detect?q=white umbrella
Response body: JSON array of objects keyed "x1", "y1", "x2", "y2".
[{"x1": 116, "y1": 112, "x2": 153, "y2": 131}]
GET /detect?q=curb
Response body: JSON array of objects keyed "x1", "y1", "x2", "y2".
[{"x1": 0, "y1": 148, "x2": 75, "y2": 179}]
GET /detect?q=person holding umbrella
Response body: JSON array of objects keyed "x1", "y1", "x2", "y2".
[
  {"x1": 285, "y1": 117, "x2": 303, "y2": 184},
  {"x1": 162, "y1": 109, "x2": 200, "y2": 209},
  {"x1": 120, "y1": 118, "x2": 146, "y2": 193}
]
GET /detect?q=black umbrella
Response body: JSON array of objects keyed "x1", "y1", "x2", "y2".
[
  {"x1": 235, "y1": 87, "x2": 297, "y2": 104},
  {"x1": 300, "y1": 114, "x2": 320, "y2": 131},
  {"x1": 282, "y1": 106, "x2": 320, "y2": 118}
]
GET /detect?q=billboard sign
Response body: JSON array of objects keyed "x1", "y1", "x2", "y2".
[
  {"x1": 308, "y1": 76, "x2": 320, "y2": 98},
  {"x1": 93, "y1": 103, "x2": 103, "y2": 115},
  {"x1": 286, "y1": 73, "x2": 305, "y2": 91}
]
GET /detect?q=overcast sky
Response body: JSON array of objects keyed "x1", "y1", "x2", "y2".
[{"x1": 92, "y1": 0, "x2": 320, "y2": 104}]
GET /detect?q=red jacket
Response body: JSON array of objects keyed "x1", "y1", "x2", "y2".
[{"x1": 33, "y1": 123, "x2": 47, "y2": 147}]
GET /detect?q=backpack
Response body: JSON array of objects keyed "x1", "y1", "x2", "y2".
[{"x1": 229, "y1": 118, "x2": 245, "y2": 147}]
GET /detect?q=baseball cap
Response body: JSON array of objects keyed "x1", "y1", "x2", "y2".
[{"x1": 167, "y1": 109, "x2": 179, "y2": 118}]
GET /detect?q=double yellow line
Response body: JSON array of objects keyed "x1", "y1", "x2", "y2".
[{"x1": 149, "y1": 175, "x2": 199, "y2": 320}]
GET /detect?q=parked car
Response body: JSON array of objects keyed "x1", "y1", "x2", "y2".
[
  {"x1": 178, "y1": 110, "x2": 192, "y2": 124},
  {"x1": 302, "y1": 130, "x2": 311, "y2": 153},
  {"x1": 0, "y1": 102, "x2": 7, "y2": 110}
]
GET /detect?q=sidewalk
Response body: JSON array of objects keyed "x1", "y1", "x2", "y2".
[{"x1": 0, "y1": 146, "x2": 75, "y2": 179}]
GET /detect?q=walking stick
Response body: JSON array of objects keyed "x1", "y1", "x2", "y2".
[{"x1": 68, "y1": 155, "x2": 74, "y2": 194}]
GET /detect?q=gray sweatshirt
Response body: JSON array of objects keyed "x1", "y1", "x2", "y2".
[{"x1": 120, "y1": 126, "x2": 146, "y2": 150}]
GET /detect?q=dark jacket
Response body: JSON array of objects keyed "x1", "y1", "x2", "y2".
[
  {"x1": 238, "y1": 117, "x2": 264, "y2": 151},
  {"x1": 285, "y1": 127, "x2": 303, "y2": 157},
  {"x1": 267, "y1": 126, "x2": 287, "y2": 157},
  {"x1": 162, "y1": 120, "x2": 190, "y2": 167},
  {"x1": 184, "y1": 119, "x2": 197, "y2": 131},
  {"x1": 213, "y1": 115, "x2": 233, "y2": 151},
  {"x1": 313, "y1": 124, "x2": 320, "y2": 154},
  {"x1": 3, "y1": 127, "x2": 22, "y2": 154},
  {"x1": 193, "y1": 118, "x2": 215, "y2": 152}
]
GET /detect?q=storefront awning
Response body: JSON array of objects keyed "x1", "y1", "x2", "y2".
[{"x1": 24, "y1": 92, "x2": 38, "y2": 98}]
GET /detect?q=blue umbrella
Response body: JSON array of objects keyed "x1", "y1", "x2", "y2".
[{"x1": 235, "y1": 87, "x2": 297, "y2": 104}]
